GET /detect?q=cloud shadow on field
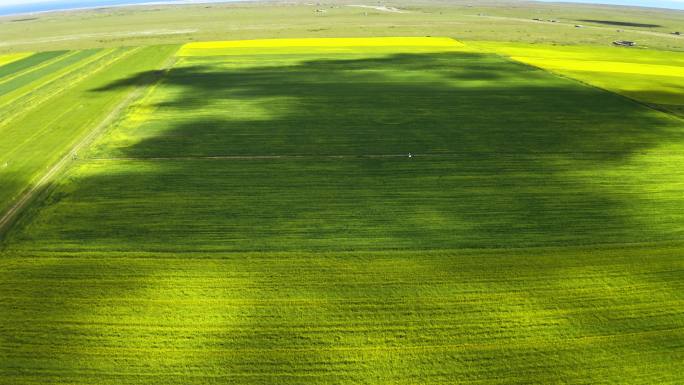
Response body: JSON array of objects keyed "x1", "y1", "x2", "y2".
[
  {"x1": 577, "y1": 19, "x2": 662, "y2": 28},
  {"x1": 5, "y1": 50, "x2": 684, "y2": 251},
  {"x1": 2, "y1": 49, "x2": 684, "y2": 383}
]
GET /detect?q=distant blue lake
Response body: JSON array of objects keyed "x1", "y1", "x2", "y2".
[{"x1": 0, "y1": 1, "x2": 240, "y2": 17}]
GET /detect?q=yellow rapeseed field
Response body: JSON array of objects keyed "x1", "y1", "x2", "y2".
[
  {"x1": 511, "y1": 57, "x2": 684, "y2": 78},
  {"x1": 178, "y1": 37, "x2": 466, "y2": 56},
  {"x1": 475, "y1": 42, "x2": 684, "y2": 111}
]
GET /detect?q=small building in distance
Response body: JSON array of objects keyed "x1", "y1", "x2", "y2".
[{"x1": 613, "y1": 40, "x2": 636, "y2": 47}]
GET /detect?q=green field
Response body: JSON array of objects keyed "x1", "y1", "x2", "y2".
[{"x1": 0, "y1": 6, "x2": 683, "y2": 384}]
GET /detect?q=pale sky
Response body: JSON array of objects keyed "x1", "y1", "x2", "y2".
[
  {"x1": 0, "y1": 0, "x2": 165, "y2": 4},
  {"x1": 0, "y1": 0, "x2": 682, "y2": 10},
  {"x1": 537, "y1": 0, "x2": 684, "y2": 9}
]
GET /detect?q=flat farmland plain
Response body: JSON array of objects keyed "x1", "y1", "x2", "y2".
[{"x1": 1, "y1": 38, "x2": 683, "y2": 384}]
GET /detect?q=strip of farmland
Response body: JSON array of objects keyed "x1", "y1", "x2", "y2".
[
  {"x1": 0, "y1": 51, "x2": 67, "y2": 80},
  {"x1": 0, "y1": 48, "x2": 135, "y2": 127},
  {"x1": 0, "y1": 45, "x2": 178, "y2": 222}
]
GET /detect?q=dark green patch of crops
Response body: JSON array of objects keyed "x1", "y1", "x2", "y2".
[
  {"x1": 5, "y1": 50, "x2": 684, "y2": 252},
  {"x1": 577, "y1": 19, "x2": 662, "y2": 28},
  {"x1": 90, "y1": 52, "x2": 682, "y2": 158},
  {"x1": 0, "y1": 49, "x2": 99, "y2": 96},
  {"x1": 0, "y1": 50, "x2": 67, "y2": 80},
  {"x1": 7, "y1": 155, "x2": 684, "y2": 252}
]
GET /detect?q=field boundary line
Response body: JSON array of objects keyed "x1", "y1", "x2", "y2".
[
  {"x1": 0, "y1": 49, "x2": 178, "y2": 237},
  {"x1": 84, "y1": 148, "x2": 684, "y2": 162},
  {"x1": 0, "y1": 29, "x2": 198, "y2": 48},
  {"x1": 88, "y1": 154, "x2": 414, "y2": 161}
]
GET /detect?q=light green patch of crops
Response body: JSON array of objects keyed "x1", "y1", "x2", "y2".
[{"x1": 0, "y1": 246, "x2": 682, "y2": 384}]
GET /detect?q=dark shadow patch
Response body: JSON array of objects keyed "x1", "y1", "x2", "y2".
[
  {"x1": 6, "y1": 51, "x2": 684, "y2": 252},
  {"x1": 578, "y1": 19, "x2": 662, "y2": 28},
  {"x1": 10, "y1": 17, "x2": 38, "y2": 22}
]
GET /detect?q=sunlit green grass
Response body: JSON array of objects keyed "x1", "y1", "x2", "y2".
[{"x1": 1, "y1": 246, "x2": 682, "y2": 384}]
